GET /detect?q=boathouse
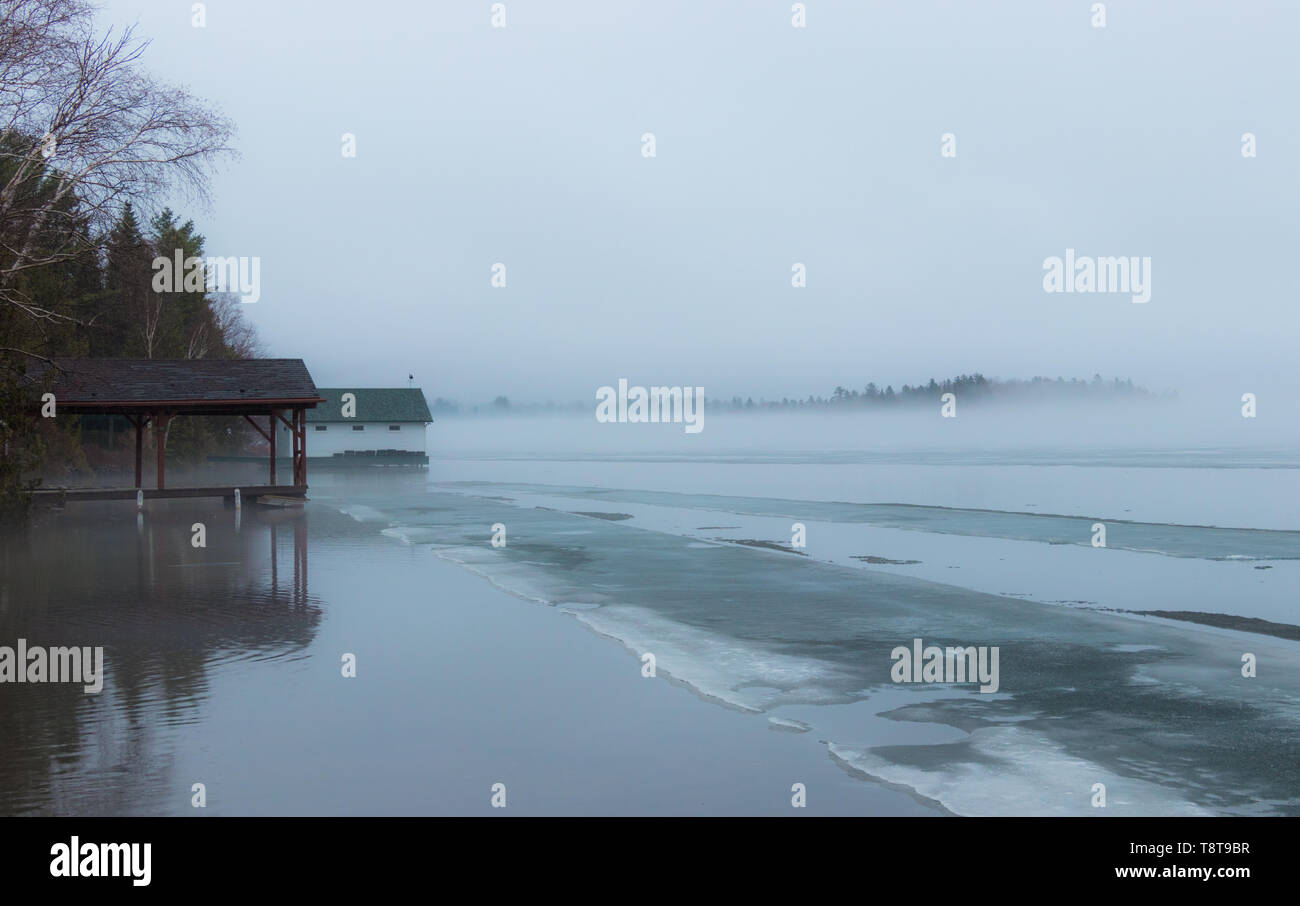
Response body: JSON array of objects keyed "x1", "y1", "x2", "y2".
[
  {"x1": 26, "y1": 358, "x2": 324, "y2": 500},
  {"x1": 277, "y1": 388, "x2": 432, "y2": 466}
]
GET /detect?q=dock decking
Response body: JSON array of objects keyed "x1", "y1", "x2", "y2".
[{"x1": 32, "y1": 484, "x2": 307, "y2": 503}]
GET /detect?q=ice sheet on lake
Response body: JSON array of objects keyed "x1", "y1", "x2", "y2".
[{"x1": 333, "y1": 478, "x2": 1300, "y2": 815}]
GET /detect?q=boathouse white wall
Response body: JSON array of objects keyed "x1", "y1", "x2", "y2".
[{"x1": 275, "y1": 420, "x2": 427, "y2": 457}]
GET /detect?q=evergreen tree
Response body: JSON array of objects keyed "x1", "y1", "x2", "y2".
[
  {"x1": 103, "y1": 203, "x2": 155, "y2": 357},
  {"x1": 150, "y1": 208, "x2": 212, "y2": 358}
]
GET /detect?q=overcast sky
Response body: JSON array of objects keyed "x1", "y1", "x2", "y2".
[{"x1": 100, "y1": 0, "x2": 1297, "y2": 404}]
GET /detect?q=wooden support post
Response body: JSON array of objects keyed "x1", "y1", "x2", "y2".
[
  {"x1": 272, "y1": 408, "x2": 308, "y2": 488},
  {"x1": 294, "y1": 407, "x2": 307, "y2": 486},
  {"x1": 133, "y1": 416, "x2": 143, "y2": 488},
  {"x1": 154, "y1": 413, "x2": 167, "y2": 490},
  {"x1": 287, "y1": 409, "x2": 295, "y2": 486},
  {"x1": 269, "y1": 410, "x2": 277, "y2": 486}
]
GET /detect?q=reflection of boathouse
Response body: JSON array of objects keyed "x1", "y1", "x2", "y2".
[{"x1": 0, "y1": 502, "x2": 323, "y2": 814}]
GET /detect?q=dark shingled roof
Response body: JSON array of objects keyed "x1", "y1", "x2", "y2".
[
  {"x1": 27, "y1": 358, "x2": 322, "y2": 410},
  {"x1": 309, "y1": 388, "x2": 432, "y2": 423}
]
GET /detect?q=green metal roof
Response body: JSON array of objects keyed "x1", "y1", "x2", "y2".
[{"x1": 308, "y1": 388, "x2": 432, "y2": 423}]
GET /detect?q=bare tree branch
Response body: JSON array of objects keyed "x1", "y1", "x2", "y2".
[{"x1": 0, "y1": 0, "x2": 235, "y2": 322}]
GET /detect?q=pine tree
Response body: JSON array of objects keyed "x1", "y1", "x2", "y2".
[
  {"x1": 103, "y1": 203, "x2": 155, "y2": 357},
  {"x1": 152, "y1": 208, "x2": 218, "y2": 358}
]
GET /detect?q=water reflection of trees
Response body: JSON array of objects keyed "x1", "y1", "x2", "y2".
[{"x1": 0, "y1": 502, "x2": 322, "y2": 815}]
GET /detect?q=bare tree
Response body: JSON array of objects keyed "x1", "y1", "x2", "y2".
[
  {"x1": 0, "y1": 0, "x2": 234, "y2": 345},
  {"x1": 184, "y1": 305, "x2": 212, "y2": 359},
  {"x1": 181, "y1": 292, "x2": 261, "y2": 360},
  {"x1": 207, "y1": 292, "x2": 262, "y2": 359},
  {"x1": 135, "y1": 271, "x2": 165, "y2": 357}
]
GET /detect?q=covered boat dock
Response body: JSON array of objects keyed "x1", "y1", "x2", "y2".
[{"x1": 27, "y1": 358, "x2": 325, "y2": 501}]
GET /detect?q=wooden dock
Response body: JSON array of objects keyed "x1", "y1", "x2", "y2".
[
  {"x1": 32, "y1": 484, "x2": 307, "y2": 503},
  {"x1": 209, "y1": 452, "x2": 428, "y2": 467}
]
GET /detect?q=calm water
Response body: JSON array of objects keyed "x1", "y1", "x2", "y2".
[
  {"x1": 3, "y1": 445, "x2": 1299, "y2": 815},
  {"x1": 0, "y1": 474, "x2": 924, "y2": 816}
]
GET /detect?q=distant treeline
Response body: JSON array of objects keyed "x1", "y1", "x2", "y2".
[
  {"x1": 720, "y1": 373, "x2": 1155, "y2": 411},
  {"x1": 434, "y1": 374, "x2": 1158, "y2": 415}
]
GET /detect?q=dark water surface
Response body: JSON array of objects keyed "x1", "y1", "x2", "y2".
[{"x1": 0, "y1": 473, "x2": 924, "y2": 816}]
